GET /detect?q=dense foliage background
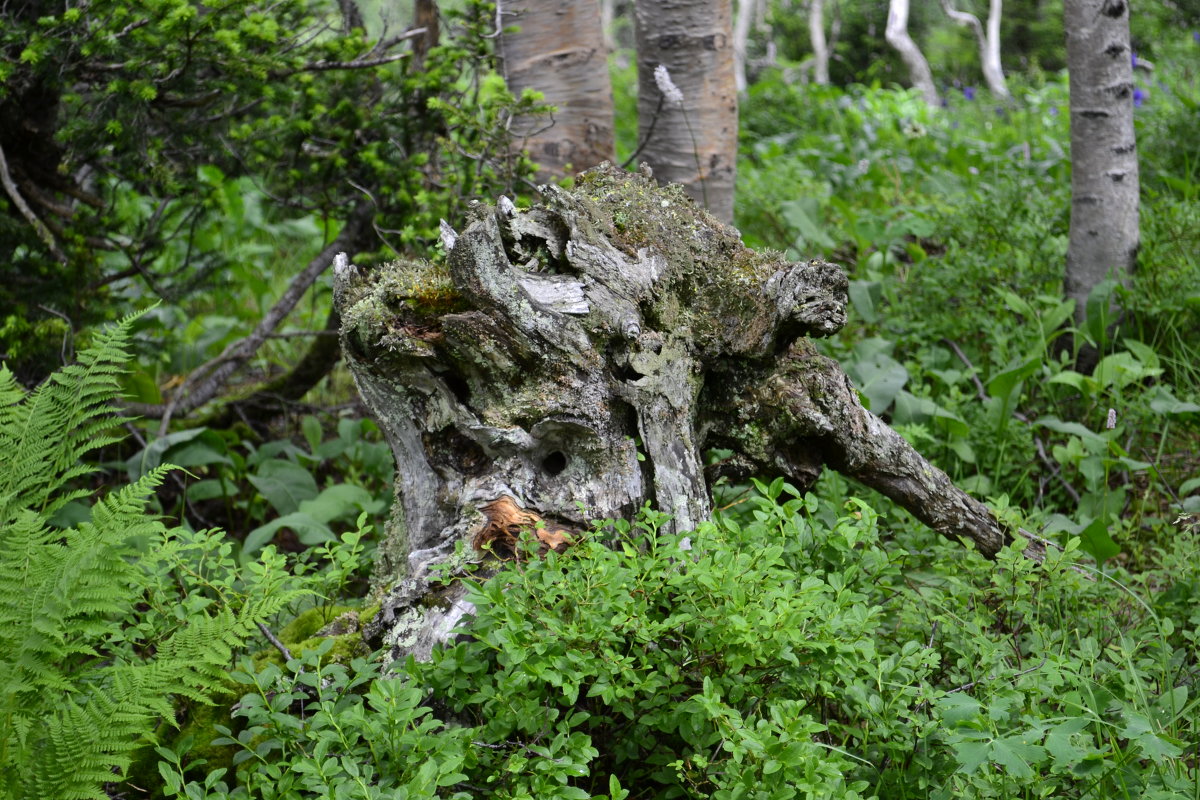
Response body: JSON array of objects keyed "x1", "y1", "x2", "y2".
[{"x1": 2, "y1": 0, "x2": 1199, "y2": 797}]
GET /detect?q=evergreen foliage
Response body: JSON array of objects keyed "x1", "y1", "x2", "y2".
[{"x1": 0, "y1": 312, "x2": 304, "y2": 800}]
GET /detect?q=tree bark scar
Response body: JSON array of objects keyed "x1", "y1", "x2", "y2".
[
  {"x1": 473, "y1": 496, "x2": 575, "y2": 558},
  {"x1": 1100, "y1": 0, "x2": 1126, "y2": 17}
]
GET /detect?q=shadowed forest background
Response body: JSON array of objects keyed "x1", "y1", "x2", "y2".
[{"x1": 2, "y1": 0, "x2": 1200, "y2": 798}]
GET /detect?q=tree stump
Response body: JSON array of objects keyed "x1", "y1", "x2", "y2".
[{"x1": 335, "y1": 164, "x2": 1047, "y2": 662}]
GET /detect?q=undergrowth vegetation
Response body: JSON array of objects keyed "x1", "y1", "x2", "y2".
[{"x1": 3, "y1": 9, "x2": 1200, "y2": 800}]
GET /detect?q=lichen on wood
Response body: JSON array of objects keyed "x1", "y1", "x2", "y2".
[{"x1": 335, "y1": 163, "x2": 1049, "y2": 662}]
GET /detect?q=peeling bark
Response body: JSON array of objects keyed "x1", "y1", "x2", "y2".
[{"x1": 336, "y1": 164, "x2": 1045, "y2": 662}]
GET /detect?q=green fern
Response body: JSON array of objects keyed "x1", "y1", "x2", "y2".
[{"x1": 0, "y1": 313, "x2": 304, "y2": 800}]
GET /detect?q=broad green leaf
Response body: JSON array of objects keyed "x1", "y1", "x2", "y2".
[
  {"x1": 167, "y1": 430, "x2": 232, "y2": 469},
  {"x1": 986, "y1": 357, "x2": 1040, "y2": 404},
  {"x1": 848, "y1": 280, "x2": 880, "y2": 324},
  {"x1": 846, "y1": 339, "x2": 908, "y2": 413},
  {"x1": 247, "y1": 458, "x2": 319, "y2": 515},
  {"x1": 780, "y1": 197, "x2": 836, "y2": 250},
  {"x1": 1147, "y1": 387, "x2": 1200, "y2": 416},
  {"x1": 936, "y1": 693, "x2": 982, "y2": 726},
  {"x1": 298, "y1": 483, "x2": 383, "y2": 524},
  {"x1": 301, "y1": 415, "x2": 323, "y2": 455},
  {"x1": 950, "y1": 740, "x2": 990, "y2": 774},
  {"x1": 1121, "y1": 712, "x2": 1184, "y2": 762},
  {"x1": 125, "y1": 427, "x2": 210, "y2": 480},
  {"x1": 1035, "y1": 416, "x2": 1105, "y2": 444},
  {"x1": 1076, "y1": 516, "x2": 1120, "y2": 567},
  {"x1": 1093, "y1": 351, "x2": 1162, "y2": 391},
  {"x1": 1044, "y1": 718, "x2": 1091, "y2": 763},
  {"x1": 1046, "y1": 370, "x2": 1091, "y2": 394},
  {"x1": 989, "y1": 734, "x2": 1047, "y2": 778},
  {"x1": 186, "y1": 478, "x2": 234, "y2": 503},
  {"x1": 243, "y1": 511, "x2": 334, "y2": 554}
]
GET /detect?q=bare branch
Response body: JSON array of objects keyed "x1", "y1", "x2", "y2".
[
  {"x1": 134, "y1": 204, "x2": 370, "y2": 430},
  {"x1": 274, "y1": 28, "x2": 427, "y2": 77},
  {"x1": 0, "y1": 140, "x2": 68, "y2": 263}
]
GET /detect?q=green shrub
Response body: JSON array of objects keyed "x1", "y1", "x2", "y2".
[{"x1": 161, "y1": 482, "x2": 1198, "y2": 799}]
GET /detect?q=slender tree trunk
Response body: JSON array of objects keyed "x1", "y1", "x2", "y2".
[
  {"x1": 810, "y1": 0, "x2": 830, "y2": 85},
  {"x1": 411, "y1": 0, "x2": 439, "y2": 71},
  {"x1": 497, "y1": 0, "x2": 616, "y2": 181},
  {"x1": 336, "y1": 165, "x2": 1050, "y2": 662},
  {"x1": 1064, "y1": 0, "x2": 1139, "y2": 325},
  {"x1": 634, "y1": 0, "x2": 738, "y2": 223},
  {"x1": 985, "y1": 0, "x2": 1005, "y2": 94},
  {"x1": 939, "y1": 0, "x2": 1009, "y2": 98},
  {"x1": 885, "y1": 0, "x2": 940, "y2": 106},
  {"x1": 733, "y1": 0, "x2": 756, "y2": 93}
]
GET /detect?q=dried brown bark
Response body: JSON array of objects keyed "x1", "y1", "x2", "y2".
[{"x1": 336, "y1": 164, "x2": 1046, "y2": 663}]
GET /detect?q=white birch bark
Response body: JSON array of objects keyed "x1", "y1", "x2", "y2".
[
  {"x1": 634, "y1": 0, "x2": 739, "y2": 223},
  {"x1": 809, "y1": 0, "x2": 830, "y2": 85},
  {"x1": 939, "y1": 0, "x2": 1009, "y2": 98},
  {"x1": 497, "y1": 0, "x2": 616, "y2": 181},
  {"x1": 885, "y1": 0, "x2": 940, "y2": 106},
  {"x1": 733, "y1": 0, "x2": 756, "y2": 93},
  {"x1": 1064, "y1": 0, "x2": 1139, "y2": 323},
  {"x1": 601, "y1": 0, "x2": 616, "y2": 51}
]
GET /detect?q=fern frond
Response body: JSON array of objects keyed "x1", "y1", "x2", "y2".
[
  {"x1": 0, "y1": 309, "x2": 144, "y2": 525},
  {"x1": 0, "y1": 311, "x2": 318, "y2": 800}
]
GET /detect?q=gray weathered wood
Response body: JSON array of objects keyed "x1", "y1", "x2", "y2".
[{"x1": 335, "y1": 163, "x2": 1046, "y2": 665}]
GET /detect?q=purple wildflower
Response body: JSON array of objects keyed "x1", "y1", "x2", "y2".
[
  {"x1": 1194, "y1": 31, "x2": 1199, "y2": 43},
  {"x1": 1131, "y1": 51, "x2": 1137, "y2": 68},
  {"x1": 963, "y1": 86, "x2": 976, "y2": 101},
  {"x1": 1049, "y1": 106, "x2": 1059, "y2": 116},
  {"x1": 1133, "y1": 87, "x2": 1146, "y2": 107}
]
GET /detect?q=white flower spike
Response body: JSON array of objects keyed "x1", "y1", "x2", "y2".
[{"x1": 654, "y1": 64, "x2": 684, "y2": 107}]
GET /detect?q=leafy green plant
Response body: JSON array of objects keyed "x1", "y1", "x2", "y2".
[
  {"x1": 156, "y1": 482, "x2": 1200, "y2": 799},
  {"x1": 0, "y1": 313, "x2": 308, "y2": 799},
  {"x1": 114, "y1": 413, "x2": 391, "y2": 555}
]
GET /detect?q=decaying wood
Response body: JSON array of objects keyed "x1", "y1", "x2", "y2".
[{"x1": 336, "y1": 163, "x2": 1046, "y2": 665}]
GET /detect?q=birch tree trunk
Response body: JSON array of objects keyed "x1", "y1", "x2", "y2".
[
  {"x1": 733, "y1": 0, "x2": 756, "y2": 93},
  {"x1": 885, "y1": 0, "x2": 940, "y2": 106},
  {"x1": 634, "y1": 0, "x2": 739, "y2": 223},
  {"x1": 810, "y1": 0, "x2": 830, "y2": 85},
  {"x1": 1064, "y1": 0, "x2": 1139, "y2": 324},
  {"x1": 940, "y1": 0, "x2": 1009, "y2": 98},
  {"x1": 497, "y1": 0, "x2": 616, "y2": 181},
  {"x1": 335, "y1": 165, "x2": 1049, "y2": 662}
]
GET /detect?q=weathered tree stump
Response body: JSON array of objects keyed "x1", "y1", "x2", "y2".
[{"x1": 335, "y1": 164, "x2": 1047, "y2": 662}]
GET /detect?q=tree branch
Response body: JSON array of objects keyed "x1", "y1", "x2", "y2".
[
  {"x1": 0, "y1": 140, "x2": 67, "y2": 263},
  {"x1": 127, "y1": 205, "x2": 370, "y2": 430}
]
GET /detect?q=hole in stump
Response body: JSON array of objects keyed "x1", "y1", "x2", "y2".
[
  {"x1": 443, "y1": 374, "x2": 471, "y2": 407},
  {"x1": 542, "y1": 451, "x2": 568, "y2": 475}
]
